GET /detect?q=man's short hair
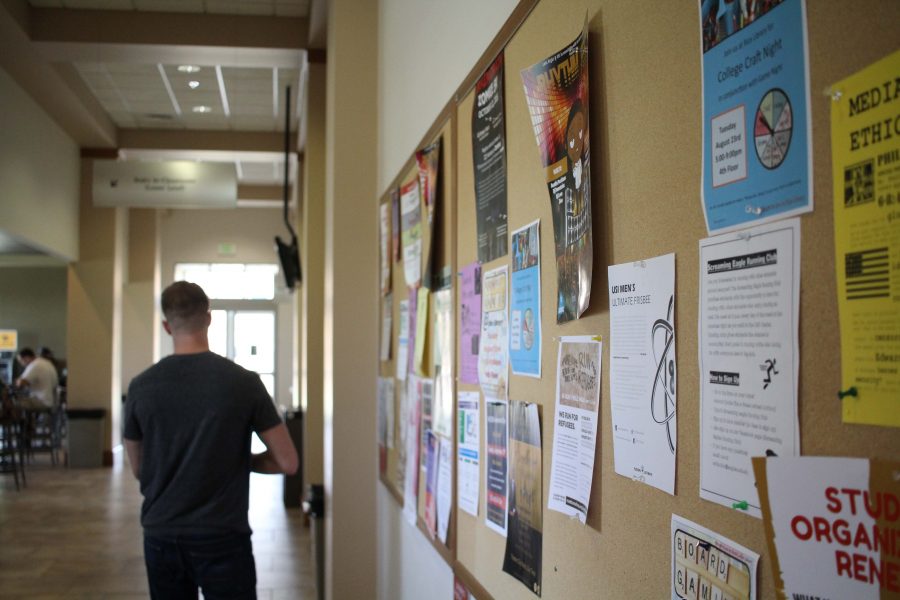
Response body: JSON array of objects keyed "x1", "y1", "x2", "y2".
[
  {"x1": 161, "y1": 281, "x2": 210, "y2": 332},
  {"x1": 18, "y1": 348, "x2": 35, "y2": 359}
]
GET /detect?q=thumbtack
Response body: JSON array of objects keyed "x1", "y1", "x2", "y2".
[
  {"x1": 592, "y1": 335, "x2": 603, "y2": 342},
  {"x1": 732, "y1": 501, "x2": 749, "y2": 510},
  {"x1": 837, "y1": 387, "x2": 858, "y2": 400}
]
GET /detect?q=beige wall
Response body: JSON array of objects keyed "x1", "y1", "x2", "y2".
[
  {"x1": 0, "y1": 266, "x2": 68, "y2": 354},
  {"x1": 0, "y1": 67, "x2": 79, "y2": 261},
  {"x1": 66, "y1": 159, "x2": 123, "y2": 456},
  {"x1": 377, "y1": 0, "x2": 521, "y2": 192},
  {"x1": 324, "y1": 0, "x2": 378, "y2": 597},
  {"x1": 158, "y1": 207, "x2": 296, "y2": 407},
  {"x1": 121, "y1": 209, "x2": 158, "y2": 400},
  {"x1": 302, "y1": 61, "x2": 327, "y2": 486}
]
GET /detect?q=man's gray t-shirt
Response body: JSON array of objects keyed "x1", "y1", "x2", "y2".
[{"x1": 124, "y1": 351, "x2": 282, "y2": 537}]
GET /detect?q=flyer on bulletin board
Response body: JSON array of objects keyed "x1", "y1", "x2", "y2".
[
  {"x1": 502, "y1": 400, "x2": 542, "y2": 597},
  {"x1": 473, "y1": 52, "x2": 509, "y2": 264},
  {"x1": 391, "y1": 186, "x2": 401, "y2": 263},
  {"x1": 396, "y1": 299, "x2": 410, "y2": 381},
  {"x1": 485, "y1": 398, "x2": 509, "y2": 536},
  {"x1": 478, "y1": 266, "x2": 509, "y2": 400},
  {"x1": 830, "y1": 49, "x2": 900, "y2": 428},
  {"x1": 380, "y1": 201, "x2": 391, "y2": 296},
  {"x1": 752, "y1": 456, "x2": 900, "y2": 599},
  {"x1": 459, "y1": 262, "x2": 482, "y2": 385},
  {"x1": 416, "y1": 139, "x2": 441, "y2": 289},
  {"x1": 424, "y1": 430, "x2": 438, "y2": 538},
  {"x1": 402, "y1": 377, "x2": 421, "y2": 526},
  {"x1": 608, "y1": 253, "x2": 676, "y2": 495},
  {"x1": 699, "y1": 218, "x2": 800, "y2": 518},
  {"x1": 520, "y1": 20, "x2": 592, "y2": 324},
  {"x1": 699, "y1": 0, "x2": 812, "y2": 233},
  {"x1": 457, "y1": 391, "x2": 480, "y2": 517},
  {"x1": 671, "y1": 514, "x2": 759, "y2": 600},
  {"x1": 432, "y1": 288, "x2": 454, "y2": 438},
  {"x1": 510, "y1": 220, "x2": 542, "y2": 378},
  {"x1": 547, "y1": 336, "x2": 602, "y2": 523},
  {"x1": 400, "y1": 178, "x2": 422, "y2": 288}
]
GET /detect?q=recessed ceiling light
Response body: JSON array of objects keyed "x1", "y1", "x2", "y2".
[
  {"x1": 178, "y1": 65, "x2": 201, "y2": 73},
  {"x1": 192, "y1": 105, "x2": 212, "y2": 113},
  {"x1": 188, "y1": 80, "x2": 200, "y2": 89}
]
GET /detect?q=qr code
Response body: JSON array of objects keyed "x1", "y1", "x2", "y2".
[{"x1": 844, "y1": 160, "x2": 874, "y2": 207}]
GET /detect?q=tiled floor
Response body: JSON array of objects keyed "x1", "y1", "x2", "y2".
[{"x1": 0, "y1": 452, "x2": 316, "y2": 599}]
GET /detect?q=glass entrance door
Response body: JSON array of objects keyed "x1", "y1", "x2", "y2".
[{"x1": 209, "y1": 309, "x2": 276, "y2": 398}]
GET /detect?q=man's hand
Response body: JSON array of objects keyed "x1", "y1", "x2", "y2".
[
  {"x1": 252, "y1": 423, "x2": 299, "y2": 475},
  {"x1": 124, "y1": 438, "x2": 142, "y2": 480}
]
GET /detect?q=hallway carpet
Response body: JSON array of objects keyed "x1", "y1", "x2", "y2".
[{"x1": 0, "y1": 453, "x2": 315, "y2": 599}]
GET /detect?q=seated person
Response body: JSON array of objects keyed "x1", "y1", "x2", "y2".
[{"x1": 15, "y1": 348, "x2": 58, "y2": 411}]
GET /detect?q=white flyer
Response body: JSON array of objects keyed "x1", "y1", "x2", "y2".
[
  {"x1": 457, "y1": 391, "x2": 480, "y2": 517},
  {"x1": 436, "y1": 436, "x2": 453, "y2": 544},
  {"x1": 400, "y1": 178, "x2": 422, "y2": 288},
  {"x1": 396, "y1": 299, "x2": 410, "y2": 381},
  {"x1": 608, "y1": 253, "x2": 676, "y2": 495},
  {"x1": 377, "y1": 377, "x2": 394, "y2": 449},
  {"x1": 432, "y1": 288, "x2": 454, "y2": 437},
  {"x1": 403, "y1": 375, "x2": 421, "y2": 526},
  {"x1": 671, "y1": 514, "x2": 759, "y2": 600},
  {"x1": 699, "y1": 218, "x2": 800, "y2": 518},
  {"x1": 478, "y1": 266, "x2": 509, "y2": 400},
  {"x1": 380, "y1": 292, "x2": 393, "y2": 361},
  {"x1": 547, "y1": 336, "x2": 602, "y2": 523}
]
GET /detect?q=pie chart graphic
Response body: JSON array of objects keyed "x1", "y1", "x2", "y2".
[{"x1": 754, "y1": 88, "x2": 792, "y2": 170}]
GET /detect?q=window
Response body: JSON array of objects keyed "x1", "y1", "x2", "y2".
[{"x1": 174, "y1": 263, "x2": 279, "y2": 300}]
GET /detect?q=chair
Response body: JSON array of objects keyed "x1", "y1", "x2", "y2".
[
  {"x1": 23, "y1": 406, "x2": 63, "y2": 466},
  {"x1": 0, "y1": 391, "x2": 26, "y2": 489}
]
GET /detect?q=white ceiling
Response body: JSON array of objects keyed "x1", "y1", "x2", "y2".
[
  {"x1": 20, "y1": 0, "x2": 310, "y2": 190},
  {"x1": 74, "y1": 62, "x2": 301, "y2": 132}
]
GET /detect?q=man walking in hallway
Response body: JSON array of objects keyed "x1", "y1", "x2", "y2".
[{"x1": 124, "y1": 281, "x2": 298, "y2": 600}]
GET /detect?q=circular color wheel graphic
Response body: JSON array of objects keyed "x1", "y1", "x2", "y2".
[{"x1": 754, "y1": 88, "x2": 793, "y2": 170}]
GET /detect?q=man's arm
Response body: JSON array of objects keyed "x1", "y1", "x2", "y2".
[
  {"x1": 252, "y1": 423, "x2": 299, "y2": 475},
  {"x1": 124, "y1": 438, "x2": 142, "y2": 480}
]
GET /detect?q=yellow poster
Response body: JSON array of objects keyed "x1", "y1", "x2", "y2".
[
  {"x1": 0, "y1": 330, "x2": 17, "y2": 351},
  {"x1": 414, "y1": 286, "x2": 430, "y2": 377},
  {"x1": 831, "y1": 49, "x2": 900, "y2": 427}
]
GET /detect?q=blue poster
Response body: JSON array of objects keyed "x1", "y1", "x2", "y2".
[
  {"x1": 700, "y1": 0, "x2": 812, "y2": 233},
  {"x1": 510, "y1": 220, "x2": 541, "y2": 378}
]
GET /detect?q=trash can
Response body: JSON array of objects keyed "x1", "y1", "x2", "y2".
[
  {"x1": 66, "y1": 408, "x2": 106, "y2": 468},
  {"x1": 283, "y1": 410, "x2": 303, "y2": 507},
  {"x1": 303, "y1": 484, "x2": 325, "y2": 600}
]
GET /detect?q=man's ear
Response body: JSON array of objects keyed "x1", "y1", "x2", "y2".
[
  {"x1": 162, "y1": 321, "x2": 172, "y2": 336},
  {"x1": 205, "y1": 312, "x2": 212, "y2": 327}
]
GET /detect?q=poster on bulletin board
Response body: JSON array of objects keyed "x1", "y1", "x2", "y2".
[
  {"x1": 520, "y1": 21, "x2": 593, "y2": 324},
  {"x1": 753, "y1": 456, "x2": 900, "y2": 599},
  {"x1": 830, "y1": 49, "x2": 900, "y2": 428},
  {"x1": 699, "y1": 0, "x2": 813, "y2": 233}
]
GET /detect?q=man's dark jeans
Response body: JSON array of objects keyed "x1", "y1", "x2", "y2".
[{"x1": 143, "y1": 533, "x2": 257, "y2": 599}]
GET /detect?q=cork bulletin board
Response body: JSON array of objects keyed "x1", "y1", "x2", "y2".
[
  {"x1": 379, "y1": 113, "x2": 458, "y2": 564},
  {"x1": 382, "y1": 0, "x2": 900, "y2": 598}
]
